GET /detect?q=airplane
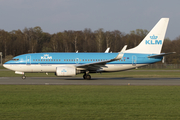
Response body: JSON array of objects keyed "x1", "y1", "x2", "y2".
[{"x1": 3, "y1": 18, "x2": 174, "y2": 80}]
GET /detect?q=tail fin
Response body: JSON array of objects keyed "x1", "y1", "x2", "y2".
[{"x1": 125, "y1": 18, "x2": 169, "y2": 54}]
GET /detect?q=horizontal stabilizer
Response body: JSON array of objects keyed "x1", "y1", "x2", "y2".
[{"x1": 148, "y1": 52, "x2": 176, "y2": 58}]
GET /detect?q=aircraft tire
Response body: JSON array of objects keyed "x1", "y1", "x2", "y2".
[
  {"x1": 86, "y1": 75, "x2": 91, "y2": 80},
  {"x1": 22, "y1": 75, "x2": 26, "y2": 80}
]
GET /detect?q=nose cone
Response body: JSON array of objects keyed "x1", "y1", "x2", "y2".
[
  {"x1": 3, "y1": 62, "x2": 9, "y2": 69},
  {"x1": 3, "y1": 60, "x2": 13, "y2": 70}
]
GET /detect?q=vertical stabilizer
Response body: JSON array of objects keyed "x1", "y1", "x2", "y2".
[{"x1": 125, "y1": 18, "x2": 169, "y2": 54}]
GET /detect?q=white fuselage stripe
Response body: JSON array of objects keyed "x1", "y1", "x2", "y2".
[{"x1": 3, "y1": 64, "x2": 147, "y2": 73}]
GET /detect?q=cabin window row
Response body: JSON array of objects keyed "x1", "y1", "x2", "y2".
[
  {"x1": 33, "y1": 59, "x2": 124, "y2": 62},
  {"x1": 33, "y1": 59, "x2": 61, "y2": 62},
  {"x1": 65, "y1": 59, "x2": 109, "y2": 62}
]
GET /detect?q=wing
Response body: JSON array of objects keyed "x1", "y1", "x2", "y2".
[{"x1": 76, "y1": 45, "x2": 127, "y2": 70}]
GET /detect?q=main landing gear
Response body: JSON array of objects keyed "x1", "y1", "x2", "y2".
[
  {"x1": 83, "y1": 74, "x2": 91, "y2": 80},
  {"x1": 83, "y1": 71, "x2": 91, "y2": 80}
]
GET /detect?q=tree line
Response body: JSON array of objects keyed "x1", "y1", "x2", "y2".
[{"x1": 0, "y1": 26, "x2": 179, "y2": 64}]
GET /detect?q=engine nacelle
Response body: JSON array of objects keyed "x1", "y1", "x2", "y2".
[{"x1": 56, "y1": 66, "x2": 76, "y2": 76}]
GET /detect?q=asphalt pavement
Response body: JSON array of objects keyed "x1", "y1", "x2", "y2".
[{"x1": 0, "y1": 77, "x2": 180, "y2": 85}]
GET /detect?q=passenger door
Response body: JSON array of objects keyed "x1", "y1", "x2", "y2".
[
  {"x1": 132, "y1": 55, "x2": 137, "y2": 66},
  {"x1": 26, "y1": 56, "x2": 31, "y2": 65}
]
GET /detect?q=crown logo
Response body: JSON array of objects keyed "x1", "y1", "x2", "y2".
[
  {"x1": 61, "y1": 69, "x2": 67, "y2": 72},
  {"x1": 150, "y1": 35, "x2": 158, "y2": 39}
]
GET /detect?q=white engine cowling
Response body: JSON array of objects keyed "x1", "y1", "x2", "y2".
[{"x1": 56, "y1": 66, "x2": 76, "y2": 76}]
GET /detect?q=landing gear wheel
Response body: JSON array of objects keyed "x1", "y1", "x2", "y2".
[
  {"x1": 86, "y1": 75, "x2": 91, "y2": 80},
  {"x1": 83, "y1": 75, "x2": 91, "y2": 80},
  {"x1": 22, "y1": 75, "x2": 26, "y2": 80}
]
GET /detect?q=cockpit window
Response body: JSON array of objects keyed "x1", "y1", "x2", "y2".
[{"x1": 12, "y1": 59, "x2": 19, "y2": 61}]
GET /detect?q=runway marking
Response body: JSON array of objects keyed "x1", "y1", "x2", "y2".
[{"x1": 0, "y1": 77, "x2": 9, "y2": 79}]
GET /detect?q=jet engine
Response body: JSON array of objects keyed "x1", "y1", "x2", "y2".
[{"x1": 56, "y1": 66, "x2": 76, "y2": 76}]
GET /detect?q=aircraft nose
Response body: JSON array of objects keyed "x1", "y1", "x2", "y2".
[
  {"x1": 3, "y1": 62, "x2": 9, "y2": 69},
  {"x1": 3, "y1": 63, "x2": 7, "y2": 68}
]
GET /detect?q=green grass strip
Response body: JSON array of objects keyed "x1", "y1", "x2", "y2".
[{"x1": 0, "y1": 85, "x2": 180, "y2": 120}]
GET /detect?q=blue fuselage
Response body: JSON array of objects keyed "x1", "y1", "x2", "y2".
[{"x1": 4, "y1": 52, "x2": 162, "y2": 65}]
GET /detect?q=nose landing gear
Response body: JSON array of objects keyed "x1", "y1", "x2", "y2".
[{"x1": 22, "y1": 75, "x2": 26, "y2": 80}]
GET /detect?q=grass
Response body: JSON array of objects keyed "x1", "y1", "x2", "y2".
[
  {"x1": 0, "y1": 85, "x2": 180, "y2": 120},
  {"x1": 1, "y1": 66, "x2": 180, "y2": 119}
]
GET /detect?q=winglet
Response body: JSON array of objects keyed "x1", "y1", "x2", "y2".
[
  {"x1": 115, "y1": 45, "x2": 127, "y2": 60},
  {"x1": 105, "y1": 47, "x2": 110, "y2": 53}
]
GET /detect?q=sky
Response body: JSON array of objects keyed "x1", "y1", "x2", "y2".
[{"x1": 0, "y1": 0, "x2": 180, "y2": 40}]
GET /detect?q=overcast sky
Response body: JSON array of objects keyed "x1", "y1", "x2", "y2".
[{"x1": 0, "y1": 0, "x2": 179, "y2": 40}]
